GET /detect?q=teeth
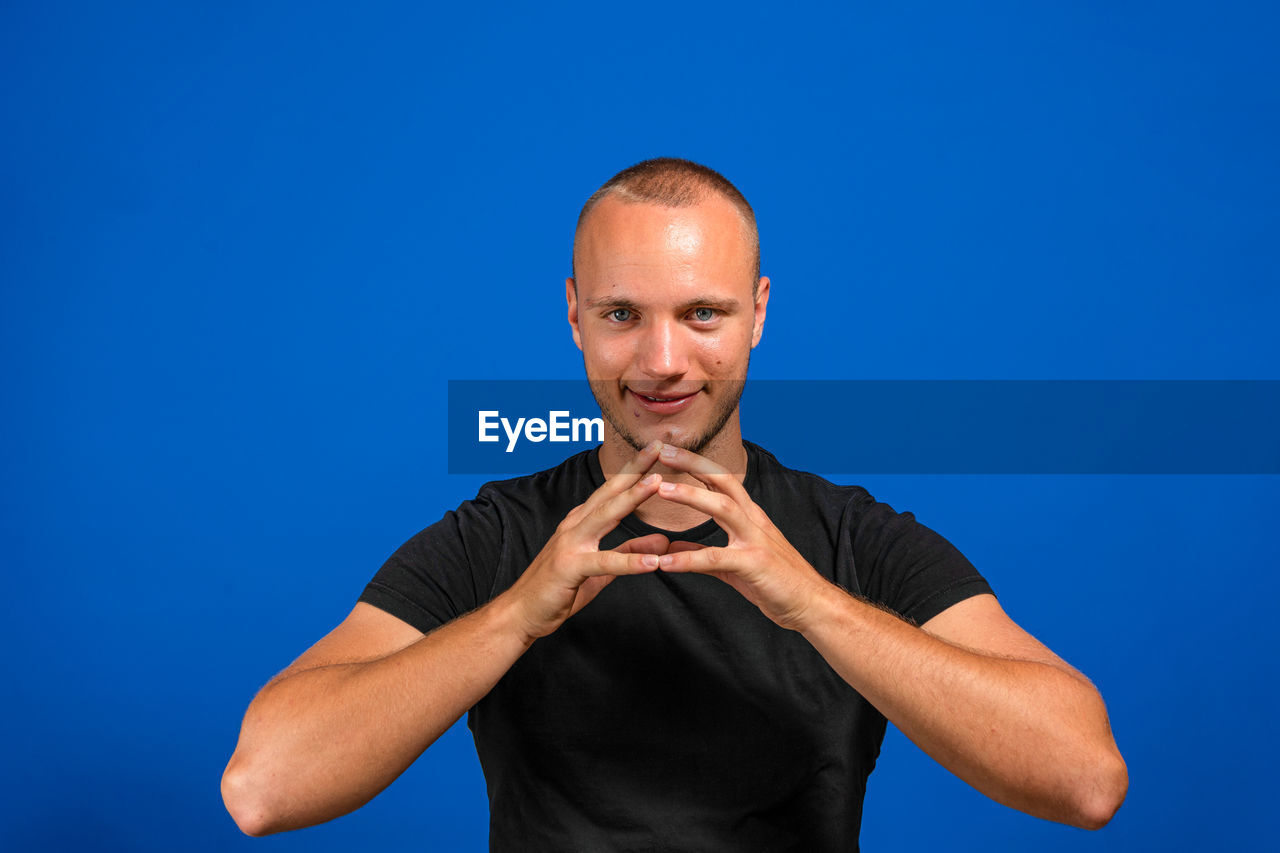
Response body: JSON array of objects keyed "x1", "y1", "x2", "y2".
[{"x1": 635, "y1": 391, "x2": 693, "y2": 402}]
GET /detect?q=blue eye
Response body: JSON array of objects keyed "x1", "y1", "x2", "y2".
[
  {"x1": 608, "y1": 308, "x2": 632, "y2": 322},
  {"x1": 692, "y1": 307, "x2": 716, "y2": 321}
]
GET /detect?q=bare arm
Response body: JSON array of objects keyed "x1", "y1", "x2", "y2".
[
  {"x1": 800, "y1": 590, "x2": 1127, "y2": 829},
  {"x1": 222, "y1": 442, "x2": 670, "y2": 836},
  {"x1": 653, "y1": 443, "x2": 1127, "y2": 829},
  {"x1": 221, "y1": 598, "x2": 529, "y2": 836}
]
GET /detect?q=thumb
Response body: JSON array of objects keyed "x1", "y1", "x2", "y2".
[{"x1": 614, "y1": 533, "x2": 671, "y2": 555}]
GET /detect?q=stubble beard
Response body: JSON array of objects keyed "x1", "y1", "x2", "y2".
[{"x1": 588, "y1": 377, "x2": 748, "y2": 456}]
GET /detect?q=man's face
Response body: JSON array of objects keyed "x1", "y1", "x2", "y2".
[{"x1": 567, "y1": 194, "x2": 769, "y2": 454}]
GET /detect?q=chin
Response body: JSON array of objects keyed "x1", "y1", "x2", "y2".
[
  {"x1": 661, "y1": 431, "x2": 704, "y2": 451},
  {"x1": 644, "y1": 425, "x2": 721, "y2": 455}
]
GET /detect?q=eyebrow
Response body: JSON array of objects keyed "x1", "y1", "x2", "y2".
[{"x1": 584, "y1": 295, "x2": 742, "y2": 313}]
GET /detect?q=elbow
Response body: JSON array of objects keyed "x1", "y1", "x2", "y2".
[
  {"x1": 1071, "y1": 750, "x2": 1129, "y2": 830},
  {"x1": 221, "y1": 754, "x2": 284, "y2": 837}
]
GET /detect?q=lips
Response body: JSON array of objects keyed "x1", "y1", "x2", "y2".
[{"x1": 628, "y1": 388, "x2": 699, "y2": 415}]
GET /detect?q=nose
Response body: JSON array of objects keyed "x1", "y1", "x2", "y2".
[{"x1": 636, "y1": 317, "x2": 689, "y2": 379}]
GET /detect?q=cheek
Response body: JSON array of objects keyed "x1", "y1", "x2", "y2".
[
  {"x1": 697, "y1": 329, "x2": 750, "y2": 365},
  {"x1": 580, "y1": 335, "x2": 630, "y2": 371}
]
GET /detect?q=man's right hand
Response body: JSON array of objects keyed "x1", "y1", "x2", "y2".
[{"x1": 502, "y1": 440, "x2": 669, "y2": 642}]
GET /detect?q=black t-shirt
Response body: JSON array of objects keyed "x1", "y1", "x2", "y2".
[{"x1": 360, "y1": 441, "x2": 992, "y2": 852}]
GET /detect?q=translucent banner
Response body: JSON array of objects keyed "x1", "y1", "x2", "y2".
[{"x1": 447, "y1": 380, "x2": 1280, "y2": 474}]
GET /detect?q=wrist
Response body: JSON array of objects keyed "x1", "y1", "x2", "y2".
[
  {"x1": 487, "y1": 587, "x2": 540, "y2": 649},
  {"x1": 797, "y1": 580, "x2": 911, "y2": 647},
  {"x1": 790, "y1": 576, "x2": 846, "y2": 635}
]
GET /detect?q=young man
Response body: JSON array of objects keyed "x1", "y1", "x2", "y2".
[{"x1": 222, "y1": 159, "x2": 1127, "y2": 849}]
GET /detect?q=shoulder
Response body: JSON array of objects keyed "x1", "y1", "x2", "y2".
[
  {"x1": 744, "y1": 440, "x2": 875, "y2": 522},
  {"x1": 745, "y1": 440, "x2": 943, "y2": 530},
  {"x1": 470, "y1": 446, "x2": 599, "y2": 520},
  {"x1": 428, "y1": 447, "x2": 601, "y2": 550},
  {"x1": 389, "y1": 448, "x2": 598, "y2": 558},
  {"x1": 744, "y1": 441, "x2": 990, "y2": 619},
  {"x1": 742, "y1": 440, "x2": 877, "y2": 573},
  {"x1": 362, "y1": 449, "x2": 602, "y2": 628}
]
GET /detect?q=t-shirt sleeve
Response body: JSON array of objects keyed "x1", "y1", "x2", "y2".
[
  {"x1": 358, "y1": 490, "x2": 505, "y2": 634},
  {"x1": 849, "y1": 492, "x2": 993, "y2": 626}
]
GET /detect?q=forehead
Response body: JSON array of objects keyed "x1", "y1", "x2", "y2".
[{"x1": 574, "y1": 194, "x2": 755, "y2": 288}]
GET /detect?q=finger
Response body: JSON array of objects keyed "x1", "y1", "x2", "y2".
[
  {"x1": 656, "y1": 480, "x2": 751, "y2": 539},
  {"x1": 588, "y1": 548, "x2": 663, "y2": 576},
  {"x1": 570, "y1": 441, "x2": 664, "y2": 522},
  {"x1": 579, "y1": 472, "x2": 664, "y2": 541},
  {"x1": 657, "y1": 444, "x2": 751, "y2": 503},
  {"x1": 614, "y1": 533, "x2": 671, "y2": 555},
  {"x1": 567, "y1": 574, "x2": 615, "y2": 618},
  {"x1": 604, "y1": 440, "x2": 665, "y2": 492},
  {"x1": 657, "y1": 545, "x2": 734, "y2": 574}
]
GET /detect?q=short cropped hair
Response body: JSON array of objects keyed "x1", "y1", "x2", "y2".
[{"x1": 572, "y1": 158, "x2": 760, "y2": 289}]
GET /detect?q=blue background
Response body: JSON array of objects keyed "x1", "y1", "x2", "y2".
[{"x1": 3, "y1": 1, "x2": 1277, "y2": 850}]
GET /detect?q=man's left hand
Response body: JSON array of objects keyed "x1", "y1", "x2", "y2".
[{"x1": 654, "y1": 444, "x2": 829, "y2": 631}]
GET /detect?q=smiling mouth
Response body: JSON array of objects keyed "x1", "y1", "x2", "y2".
[
  {"x1": 635, "y1": 392, "x2": 696, "y2": 402},
  {"x1": 628, "y1": 388, "x2": 700, "y2": 414}
]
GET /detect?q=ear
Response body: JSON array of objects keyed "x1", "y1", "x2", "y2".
[
  {"x1": 750, "y1": 276, "x2": 770, "y2": 348},
  {"x1": 566, "y1": 277, "x2": 583, "y2": 351}
]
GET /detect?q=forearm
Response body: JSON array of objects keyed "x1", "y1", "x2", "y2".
[
  {"x1": 222, "y1": 594, "x2": 532, "y2": 835},
  {"x1": 799, "y1": 584, "x2": 1126, "y2": 829}
]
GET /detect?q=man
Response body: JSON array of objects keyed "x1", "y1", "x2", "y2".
[{"x1": 222, "y1": 158, "x2": 1127, "y2": 849}]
